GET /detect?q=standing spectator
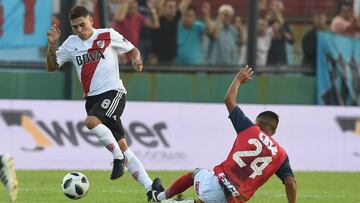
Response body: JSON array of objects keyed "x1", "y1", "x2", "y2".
[
  {"x1": 240, "y1": 18, "x2": 272, "y2": 66},
  {"x1": 176, "y1": 4, "x2": 212, "y2": 65},
  {"x1": 152, "y1": 0, "x2": 192, "y2": 64},
  {"x1": 234, "y1": 16, "x2": 247, "y2": 65},
  {"x1": 266, "y1": 0, "x2": 294, "y2": 65},
  {"x1": 112, "y1": 0, "x2": 159, "y2": 47},
  {"x1": 257, "y1": 18, "x2": 273, "y2": 66},
  {"x1": 330, "y1": 2, "x2": 360, "y2": 37},
  {"x1": 207, "y1": 4, "x2": 239, "y2": 65},
  {"x1": 138, "y1": 0, "x2": 159, "y2": 63},
  {"x1": 302, "y1": 12, "x2": 327, "y2": 70}
]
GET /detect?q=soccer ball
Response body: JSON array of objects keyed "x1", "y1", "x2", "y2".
[{"x1": 61, "y1": 172, "x2": 89, "y2": 200}]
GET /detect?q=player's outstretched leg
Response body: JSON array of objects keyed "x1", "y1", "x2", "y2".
[
  {"x1": 148, "y1": 177, "x2": 165, "y2": 202},
  {"x1": 155, "y1": 172, "x2": 194, "y2": 202},
  {"x1": 0, "y1": 153, "x2": 19, "y2": 202}
]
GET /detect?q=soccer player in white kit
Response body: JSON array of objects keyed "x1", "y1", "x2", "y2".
[{"x1": 46, "y1": 5, "x2": 157, "y2": 200}]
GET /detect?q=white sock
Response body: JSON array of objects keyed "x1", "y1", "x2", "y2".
[
  {"x1": 124, "y1": 149, "x2": 152, "y2": 191},
  {"x1": 90, "y1": 124, "x2": 124, "y2": 160},
  {"x1": 157, "y1": 191, "x2": 166, "y2": 200}
]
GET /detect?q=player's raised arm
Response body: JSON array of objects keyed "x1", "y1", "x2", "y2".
[
  {"x1": 224, "y1": 65, "x2": 253, "y2": 113},
  {"x1": 46, "y1": 24, "x2": 61, "y2": 72}
]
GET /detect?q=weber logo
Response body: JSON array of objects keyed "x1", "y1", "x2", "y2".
[{"x1": 0, "y1": 110, "x2": 170, "y2": 151}]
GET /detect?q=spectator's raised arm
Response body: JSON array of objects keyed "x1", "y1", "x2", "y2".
[
  {"x1": 178, "y1": 0, "x2": 192, "y2": 16},
  {"x1": 113, "y1": 0, "x2": 129, "y2": 22},
  {"x1": 201, "y1": 2, "x2": 213, "y2": 35},
  {"x1": 144, "y1": 1, "x2": 160, "y2": 29}
]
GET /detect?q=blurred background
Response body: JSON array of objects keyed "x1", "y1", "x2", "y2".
[
  {"x1": 0, "y1": 1, "x2": 360, "y2": 202},
  {"x1": 0, "y1": 0, "x2": 359, "y2": 105}
]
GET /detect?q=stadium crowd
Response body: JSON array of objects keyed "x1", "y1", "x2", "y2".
[{"x1": 53, "y1": 0, "x2": 360, "y2": 71}]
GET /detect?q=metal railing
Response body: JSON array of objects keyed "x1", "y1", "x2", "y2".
[{"x1": 0, "y1": 61, "x2": 315, "y2": 75}]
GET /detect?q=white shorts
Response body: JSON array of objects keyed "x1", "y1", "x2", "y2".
[{"x1": 193, "y1": 169, "x2": 227, "y2": 203}]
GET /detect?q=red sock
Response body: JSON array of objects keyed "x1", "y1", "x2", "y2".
[{"x1": 165, "y1": 172, "x2": 194, "y2": 198}]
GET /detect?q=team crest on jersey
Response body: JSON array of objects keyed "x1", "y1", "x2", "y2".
[{"x1": 96, "y1": 40, "x2": 105, "y2": 49}]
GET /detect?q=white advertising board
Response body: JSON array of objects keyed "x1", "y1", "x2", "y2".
[{"x1": 0, "y1": 99, "x2": 359, "y2": 171}]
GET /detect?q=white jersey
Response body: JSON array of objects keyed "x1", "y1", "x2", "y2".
[{"x1": 56, "y1": 28, "x2": 134, "y2": 96}]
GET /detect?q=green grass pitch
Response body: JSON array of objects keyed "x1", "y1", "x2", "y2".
[{"x1": 0, "y1": 170, "x2": 359, "y2": 203}]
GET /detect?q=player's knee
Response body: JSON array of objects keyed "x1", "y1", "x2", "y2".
[
  {"x1": 85, "y1": 116, "x2": 101, "y2": 130},
  {"x1": 118, "y1": 138, "x2": 128, "y2": 152}
]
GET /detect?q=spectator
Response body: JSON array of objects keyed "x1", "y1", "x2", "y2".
[
  {"x1": 138, "y1": 0, "x2": 159, "y2": 63},
  {"x1": 257, "y1": 18, "x2": 273, "y2": 66},
  {"x1": 234, "y1": 16, "x2": 247, "y2": 65},
  {"x1": 112, "y1": 0, "x2": 159, "y2": 47},
  {"x1": 302, "y1": 12, "x2": 327, "y2": 70},
  {"x1": 330, "y1": 1, "x2": 360, "y2": 37},
  {"x1": 266, "y1": 0, "x2": 294, "y2": 65},
  {"x1": 240, "y1": 18, "x2": 272, "y2": 66},
  {"x1": 199, "y1": 1, "x2": 211, "y2": 63},
  {"x1": 176, "y1": 4, "x2": 212, "y2": 65},
  {"x1": 152, "y1": 0, "x2": 192, "y2": 64},
  {"x1": 206, "y1": 4, "x2": 239, "y2": 65}
]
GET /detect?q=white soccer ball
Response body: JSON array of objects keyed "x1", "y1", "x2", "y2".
[{"x1": 61, "y1": 172, "x2": 89, "y2": 200}]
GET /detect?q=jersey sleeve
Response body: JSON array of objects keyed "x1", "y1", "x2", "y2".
[
  {"x1": 275, "y1": 155, "x2": 294, "y2": 183},
  {"x1": 109, "y1": 28, "x2": 135, "y2": 54},
  {"x1": 55, "y1": 38, "x2": 72, "y2": 67},
  {"x1": 228, "y1": 105, "x2": 254, "y2": 134}
]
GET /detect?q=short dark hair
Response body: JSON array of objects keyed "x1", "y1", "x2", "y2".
[
  {"x1": 257, "y1": 111, "x2": 279, "y2": 124},
  {"x1": 69, "y1": 5, "x2": 90, "y2": 20}
]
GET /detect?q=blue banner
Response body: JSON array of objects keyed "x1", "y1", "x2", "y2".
[
  {"x1": 0, "y1": 0, "x2": 52, "y2": 48},
  {"x1": 317, "y1": 32, "x2": 360, "y2": 105}
]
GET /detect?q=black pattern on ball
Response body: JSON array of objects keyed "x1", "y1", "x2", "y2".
[
  {"x1": 71, "y1": 172, "x2": 80, "y2": 176},
  {"x1": 64, "y1": 193, "x2": 76, "y2": 199},
  {"x1": 75, "y1": 184, "x2": 83, "y2": 195},
  {"x1": 63, "y1": 178, "x2": 72, "y2": 189},
  {"x1": 81, "y1": 177, "x2": 87, "y2": 183}
]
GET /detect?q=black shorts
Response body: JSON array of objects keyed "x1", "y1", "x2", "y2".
[{"x1": 85, "y1": 90, "x2": 126, "y2": 141}]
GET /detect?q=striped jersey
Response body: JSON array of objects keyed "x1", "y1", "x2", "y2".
[{"x1": 56, "y1": 28, "x2": 134, "y2": 96}]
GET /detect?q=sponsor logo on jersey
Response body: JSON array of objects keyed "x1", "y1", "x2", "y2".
[
  {"x1": 75, "y1": 50, "x2": 105, "y2": 66},
  {"x1": 218, "y1": 172, "x2": 240, "y2": 197}
]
